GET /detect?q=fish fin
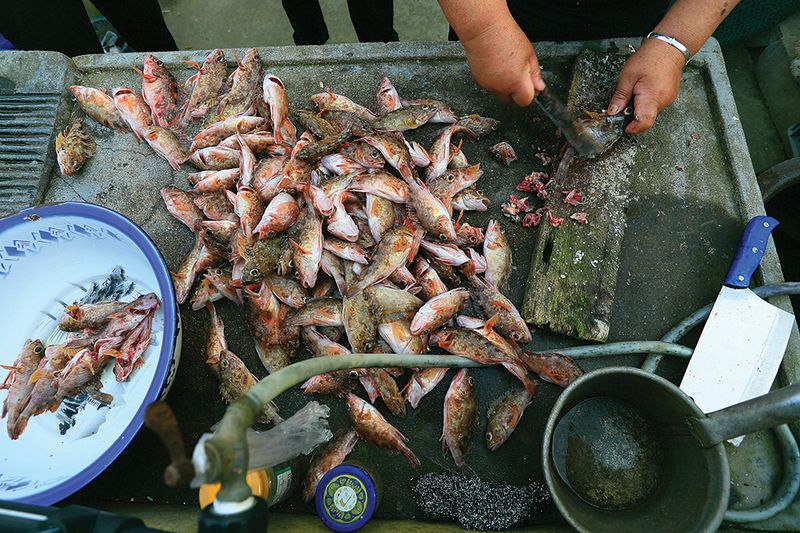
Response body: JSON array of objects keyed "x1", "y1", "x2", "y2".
[
  {"x1": 183, "y1": 60, "x2": 202, "y2": 71},
  {"x1": 104, "y1": 349, "x2": 123, "y2": 359},
  {"x1": 483, "y1": 313, "x2": 500, "y2": 332},
  {"x1": 0, "y1": 364, "x2": 17, "y2": 372},
  {"x1": 27, "y1": 369, "x2": 45, "y2": 385},
  {"x1": 184, "y1": 72, "x2": 199, "y2": 88},
  {"x1": 288, "y1": 239, "x2": 306, "y2": 254},
  {"x1": 131, "y1": 66, "x2": 156, "y2": 82},
  {"x1": 454, "y1": 208, "x2": 464, "y2": 229}
]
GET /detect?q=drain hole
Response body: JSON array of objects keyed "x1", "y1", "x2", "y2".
[{"x1": 542, "y1": 237, "x2": 554, "y2": 264}]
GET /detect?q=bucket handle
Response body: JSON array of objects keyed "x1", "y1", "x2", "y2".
[{"x1": 688, "y1": 383, "x2": 800, "y2": 447}]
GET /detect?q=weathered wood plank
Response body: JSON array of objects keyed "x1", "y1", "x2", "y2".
[{"x1": 521, "y1": 51, "x2": 638, "y2": 342}]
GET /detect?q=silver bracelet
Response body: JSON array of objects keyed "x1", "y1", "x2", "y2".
[{"x1": 644, "y1": 31, "x2": 692, "y2": 65}]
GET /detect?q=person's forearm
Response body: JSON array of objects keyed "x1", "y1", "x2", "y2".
[
  {"x1": 437, "y1": 0, "x2": 515, "y2": 42},
  {"x1": 653, "y1": 0, "x2": 741, "y2": 55}
]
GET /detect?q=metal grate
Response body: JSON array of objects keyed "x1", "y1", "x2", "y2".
[{"x1": 0, "y1": 93, "x2": 60, "y2": 216}]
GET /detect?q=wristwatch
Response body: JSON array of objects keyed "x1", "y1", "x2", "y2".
[{"x1": 644, "y1": 31, "x2": 692, "y2": 65}]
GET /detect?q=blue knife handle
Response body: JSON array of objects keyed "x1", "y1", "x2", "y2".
[{"x1": 723, "y1": 216, "x2": 779, "y2": 288}]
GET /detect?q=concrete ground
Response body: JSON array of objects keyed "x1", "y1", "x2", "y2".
[{"x1": 84, "y1": 0, "x2": 449, "y2": 48}]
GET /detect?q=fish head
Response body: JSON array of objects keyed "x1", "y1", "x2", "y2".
[
  {"x1": 143, "y1": 54, "x2": 170, "y2": 80},
  {"x1": 456, "y1": 223, "x2": 484, "y2": 247},
  {"x1": 23, "y1": 339, "x2": 45, "y2": 358},
  {"x1": 57, "y1": 150, "x2": 82, "y2": 176},
  {"x1": 208, "y1": 49, "x2": 226, "y2": 65},
  {"x1": 111, "y1": 86, "x2": 136, "y2": 99},
  {"x1": 242, "y1": 48, "x2": 260, "y2": 67},
  {"x1": 485, "y1": 414, "x2": 512, "y2": 451}
]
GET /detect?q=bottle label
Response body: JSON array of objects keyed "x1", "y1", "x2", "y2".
[{"x1": 272, "y1": 465, "x2": 293, "y2": 504}]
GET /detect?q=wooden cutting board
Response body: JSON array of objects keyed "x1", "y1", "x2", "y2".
[{"x1": 521, "y1": 51, "x2": 639, "y2": 342}]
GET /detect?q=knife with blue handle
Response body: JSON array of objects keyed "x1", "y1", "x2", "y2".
[{"x1": 680, "y1": 216, "x2": 795, "y2": 444}]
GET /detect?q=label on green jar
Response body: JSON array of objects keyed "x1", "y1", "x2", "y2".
[{"x1": 272, "y1": 465, "x2": 293, "y2": 504}]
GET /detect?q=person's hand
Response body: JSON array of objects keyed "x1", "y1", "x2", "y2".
[
  {"x1": 461, "y1": 16, "x2": 546, "y2": 107},
  {"x1": 607, "y1": 37, "x2": 685, "y2": 134}
]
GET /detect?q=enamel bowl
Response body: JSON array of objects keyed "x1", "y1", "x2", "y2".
[{"x1": 0, "y1": 202, "x2": 180, "y2": 505}]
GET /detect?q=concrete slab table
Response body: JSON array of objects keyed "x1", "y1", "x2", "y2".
[{"x1": 0, "y1": 40, "x2": 798, "y2": 528}]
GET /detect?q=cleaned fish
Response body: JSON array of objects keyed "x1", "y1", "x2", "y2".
[
  {"x1": 455, "y1": 114, "x2": 500, "y2": 138},
  {"x1": 59, "y1": 300, "x2": 128, "y2": 332}
]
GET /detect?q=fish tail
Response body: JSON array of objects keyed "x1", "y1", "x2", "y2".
[{"x1": 400, "y1": 444, "x2": 421, "y2": 468}]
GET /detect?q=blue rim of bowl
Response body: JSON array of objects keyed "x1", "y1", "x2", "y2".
[{"x1": 0, "y1": 201, "x2": 178, "y2": 506}]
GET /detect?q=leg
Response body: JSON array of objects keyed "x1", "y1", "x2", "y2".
[
  {"x1": 0, "y1": 0, "x2": 102, "y2": 56},
  {"x1": 90, "y1": 0, "x2": 178, "y2": 51},
  {"x1": 347, "y1": 0, "x2": 399, "y2": 42},
  {"x1": 281, "y1": 0, "x2": 330, "y2": 45}
]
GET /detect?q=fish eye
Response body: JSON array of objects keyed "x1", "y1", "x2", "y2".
[
  {"x1": 511, "y1": 332, "x2": 521, "y2": 341},
  {"x1": 34, "y1": 345, "x2": 43, "y2": 354},
  {"x1": 467, "y1": 376, "x2": 474, "y2": 386},
  {"x1": 486, "y1": 432, "x2": 493, "y2": 442},
  {"x1": 250, "y1": 268, "x2": 260, "y2": 277},
  {"x1": 446, "y1": 175, "x2": 454, "y2": 183},
  {"x1": 220, "y1": 359, "x2": 229, "y2": 368},
  {"x1": 156, "y1": 60, "x2": 164, "y2": 66},
  {"x1": 349, "y1": 370, "x2": 359, "y2": 378},
  {"x1": 217, "y1": 56, "x2": 225, "y2": 62},
  {"x1": 438, "y1": 233, "x2": 447, "y2": 241},
  {"x1": 214, "y1": 268, "x2": 222, "y2": 276},
  {"x1": 267, "y1": 231, "x2": 275, "y2": 238},
  {"x1": 469, "y1": 237, "x2": 477, "y2": 244}
]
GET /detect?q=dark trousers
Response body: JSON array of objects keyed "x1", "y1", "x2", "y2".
[
  {"x1": 0, "y1": 0, "x2": 178, "y2": 56},
  {"x1": 449, "y1": 0, "x2": 671, "y2": 42},
  {"x1": 282, "y1": 0, "x2": 398, "y2": 45}
]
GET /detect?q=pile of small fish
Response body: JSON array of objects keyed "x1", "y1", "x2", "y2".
[
  {"x1": 1, "y1": 294, "x2": 160, "y2": 439},
  {"x1": 66, "y1": 48, "x2": 585, "y2": 485}
]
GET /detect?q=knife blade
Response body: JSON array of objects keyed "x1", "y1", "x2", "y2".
[
  {"x1": 680, "y1": 216, "x2": 794, "y2": 444},
  {"x1": 533, "y1": 88, "x2": 604, "y2": 158}
]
